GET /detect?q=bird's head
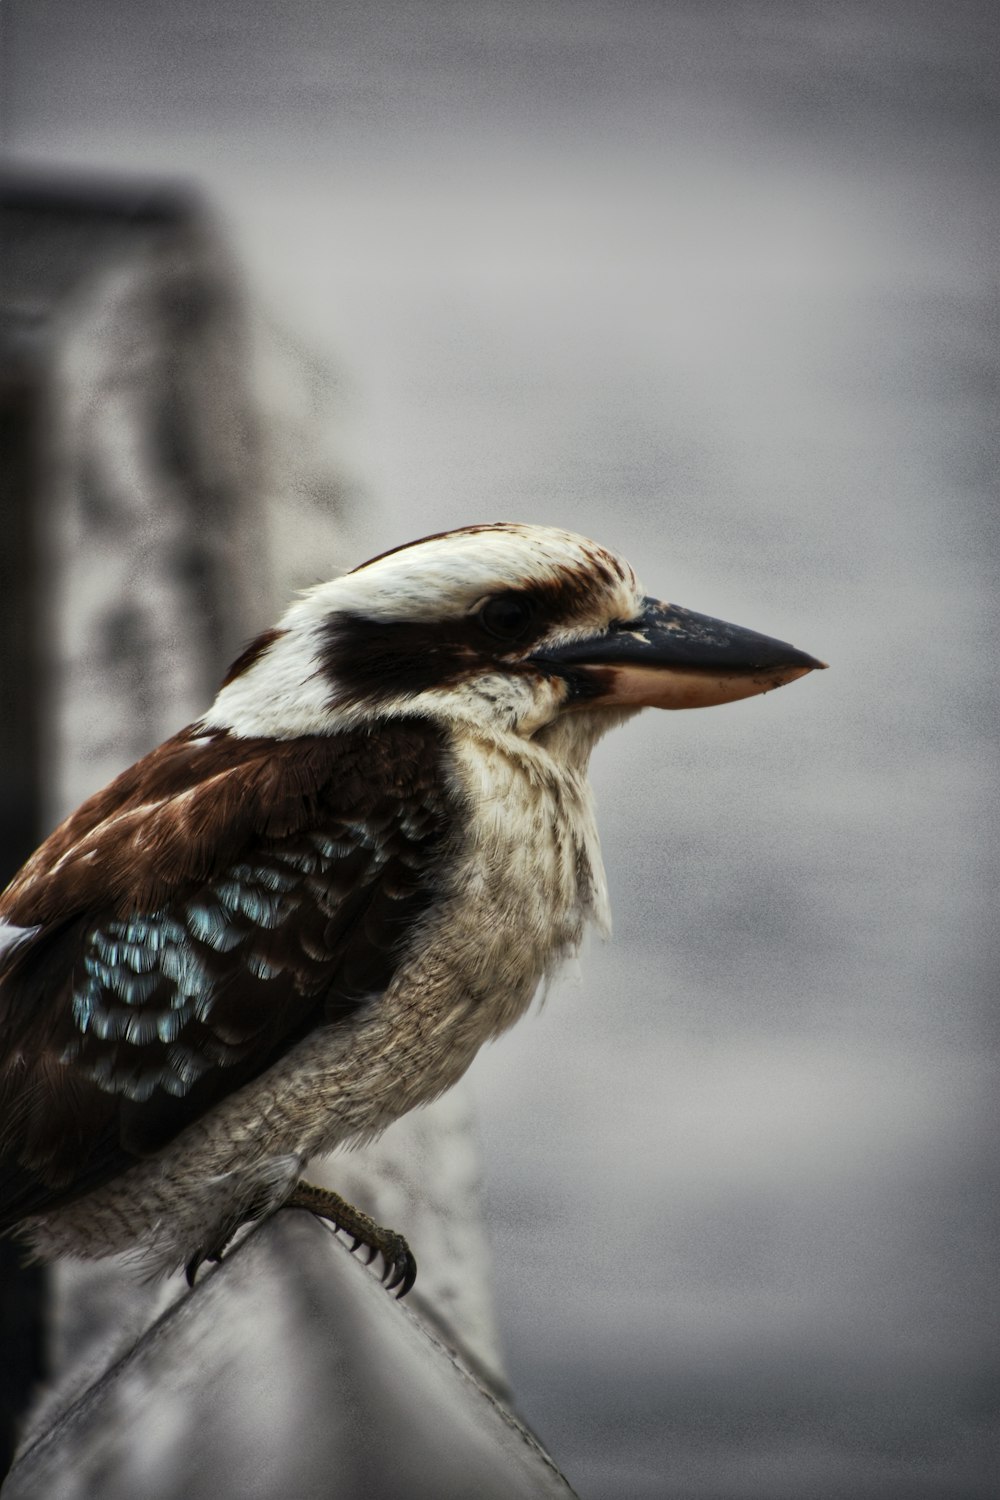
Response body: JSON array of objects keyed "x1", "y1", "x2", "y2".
[{"x1": 203, "y1": 523, "x2": 825, "y2": 753}]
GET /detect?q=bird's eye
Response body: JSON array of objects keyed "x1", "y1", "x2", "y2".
[{"x1": 477, "y1": 592, "x2": 536, "y2": 642}]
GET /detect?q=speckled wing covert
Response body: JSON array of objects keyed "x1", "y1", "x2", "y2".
[{"x1": 0, "y1": 720, "x2": 454, "y2": 1226}]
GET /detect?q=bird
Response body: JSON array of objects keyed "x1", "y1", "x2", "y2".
[{"x1": 0, "y1": 523, "x2": 824, "y2": 1296}]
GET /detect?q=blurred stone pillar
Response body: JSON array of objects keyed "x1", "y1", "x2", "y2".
[
  {"x1": 2, "y1": 170, "x2": 507, "y2": 1482},
  {"x1": 2, "y1": 167, "x2": 271, "y2": 1463}
]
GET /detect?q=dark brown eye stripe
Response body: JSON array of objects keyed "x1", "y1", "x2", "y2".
[{"x1": 321, "y1": 565, "x2": 619, "y2": 708}]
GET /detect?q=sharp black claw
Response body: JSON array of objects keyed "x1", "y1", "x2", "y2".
[
  {"x1": 348, "y1": 1235, "x2": 363, "y2": 1253},
  {"x1": 185, "y1": 1252, "x2": 204, "y2": 1288},
  {"x1": 396, "y1": 1257, "x2": 417, "y2": 1299}
]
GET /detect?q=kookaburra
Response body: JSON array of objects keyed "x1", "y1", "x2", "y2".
[{"x1": 0, "y1": 524, "x2": 824, "y2": 1296}]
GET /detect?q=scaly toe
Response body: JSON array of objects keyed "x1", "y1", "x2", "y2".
[{"x1": 282, "y1": 1180, "x2": 418, "y2": 1298}]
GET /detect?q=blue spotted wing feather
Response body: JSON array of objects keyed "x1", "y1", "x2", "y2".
[{"x1": 0, "y1": 722, "x2": 454, "y2": 1224}]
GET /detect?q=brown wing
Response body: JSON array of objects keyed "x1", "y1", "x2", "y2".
[{"x1": 0, "y1": 720, "x2": 456, "y2": 1225}]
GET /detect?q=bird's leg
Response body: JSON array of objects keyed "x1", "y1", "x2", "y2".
[{"x1": 282, "y1": 1179, "x2": 417, "y2": 1298}]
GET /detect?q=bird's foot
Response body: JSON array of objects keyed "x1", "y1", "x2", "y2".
[{"x1": 282, "y1": 1179, "x2": 417, "y2": 1298}]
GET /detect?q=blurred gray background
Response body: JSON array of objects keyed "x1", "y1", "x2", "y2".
[{"x1": 4, "y1": 2, "x2": 997, "y2": 1496}]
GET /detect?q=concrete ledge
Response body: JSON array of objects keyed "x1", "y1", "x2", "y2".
[{"x1": 6, "y1": 1214, "x2": 577, "y2": 1500}]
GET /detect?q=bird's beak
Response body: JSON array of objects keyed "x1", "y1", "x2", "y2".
[{"x1": 532, "y1": 597, "x2": 827, "y2": 710}]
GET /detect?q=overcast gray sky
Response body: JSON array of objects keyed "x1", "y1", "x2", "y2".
[{"x1": 5, "y1": 3, "x2": 998, "y2": 1495}]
